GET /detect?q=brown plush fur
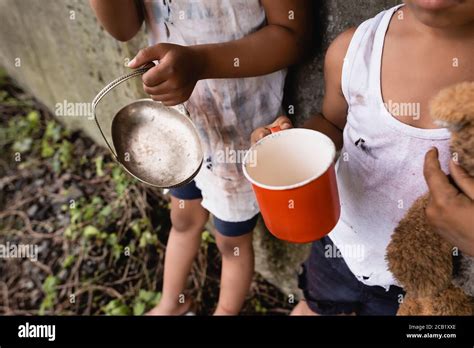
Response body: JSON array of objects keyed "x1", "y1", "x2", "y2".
[
  {"x1": 386, "y1": 82, "x2": 474, "y2": 316},
  {"x1": 430, "y1": 82, "x2": 474, "y2": 176}
]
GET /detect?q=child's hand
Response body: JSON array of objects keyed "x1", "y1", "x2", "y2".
[
  {"x1": 250, "y1": 116, "x2": 293, "y2": 145},
  {"x1": 128, "y1": 43, "x2": 205, "y2": 106}
]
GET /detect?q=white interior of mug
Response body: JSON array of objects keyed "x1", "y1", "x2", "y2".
[{"x1": 243, "y1": 129, "x2": 336, "y2": 190}]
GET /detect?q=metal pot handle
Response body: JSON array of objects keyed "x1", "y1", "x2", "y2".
[{"x1": 92, "y1": 62, "x2": 155, "y2": 159}]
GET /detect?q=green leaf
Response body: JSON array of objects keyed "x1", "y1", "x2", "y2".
[
  {"x1": 131, "y1": 220, "x2": 142, "y2": 237},
  {"x1": 103, "y1": 299, "x2": 130, "y2": 316},
  {"x1": 133, "y1": 301, "x2": 146, "y2": 316},
  {"x1": 133, "y1": 290, "x2": 161, "y2": 315},
  {"x1": 41, "y1": 139, "x2": 55, "y2": 158},
  {"x1": 138, "y1": 290, "x2": 155, "y2": 302},
  {"x1": 139, "y1": 231, "x2": 158, "y2": 248},
  {"x1": 99, "y1": 205, "x2": 112, "y2": 217},
  {"x1": 252, "y1": 299, "x2": 267, "y2": 314},
  {"x1": 62, "y1": 254, "x2": 75, "y2": 268},
  {"x1": 42, "y1": 275, "x2": 58, "y2": 294},
  {"x1": 44, "y1": 121, "x2": 62, "y2": 142},
  {"x1": 12, "y1": 137, "x2": 33, "y2": 153},
  {"x1": 201, "y1": 230, "x2": 215, "y2": 244},
  {"x1": 59, "y1": 140, "x2": 73, "y2": 170},
  {"x1": 151, "y1": 292, "x2": 161, "y2": 305},
  {"x1": 52, "y1": 153, "x2": 61, "y2": 173},
  {"x1": 112, "y1": 244, "x2": 123, "y2": 260},
  {"x1": 39, "y1": 294, "x2": 55, "y2": 315},
  {"x1": 64, "y1": 226, "x2": 75, "y2": 239},
  {"x1": 106, "y1": 233, "x2": 118, "y2": 246},
  {"x1": 26, "y1": 110, "x2": 40, "y2": 127},
  {"x1": 70, "y1": 208, "x2": 81, "y2": 224},
  {"x1": 91, "y1": 196, "x2": 103, "y2": 206},
  {"x1": 95, "y1": 155, "x2": 104, "y2": 177},
  {"x1": 83, "y1": 225, "x2": 100, "y2": 239}
]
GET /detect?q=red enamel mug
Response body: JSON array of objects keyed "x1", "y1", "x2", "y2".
[{"x1": 243, "y1": 127, "x2": 340, "y2": 243}]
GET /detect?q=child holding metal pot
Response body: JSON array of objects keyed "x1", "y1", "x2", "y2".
[
  {"x1": 90, "y1": 0, "x2": 312, "y2": 315},
  {"x1": 252, "y1": 0, "x2": 474, "y2": 315}
]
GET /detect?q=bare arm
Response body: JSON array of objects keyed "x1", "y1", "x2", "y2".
[
  {"x1": 195, "y1": 0, "x2": 313, "y2": 78},
  {"x1": 303, "y1": 28, "x2": 355, "y2": 149},
  {"x1": 251, "y1": 28, "x2": 355, "y2": 150},
  {"x1": 89, "y1": 0, "x2": 143, "y2": 42},
  {"x1": 127, "y1": 0, "x2": 313, "y2": 105}
]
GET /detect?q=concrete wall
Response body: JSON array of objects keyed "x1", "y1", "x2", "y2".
[
  {"x1": 0, "y1": 0, "x2": 400, "y2": 297},
  {"x1": 0, "y1": 0, "x2": 148, "y2": 147}
]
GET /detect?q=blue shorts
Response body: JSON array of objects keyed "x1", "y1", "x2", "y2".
[
  {"x1": 169, "y1": 181, "x2": 258, "y2": 237},
  {"x1": 298, "y1": 236, "x2": 404, "y2": 315}
]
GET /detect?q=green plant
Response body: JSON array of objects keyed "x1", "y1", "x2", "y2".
[
  {"x1": 251, "y1": 298, "x2": 268, "y2": 314},
  {"x1": 7, "y1": 111, "x2": 40, "y2": 152},
  {"x1": 132, "y1": 289, "x2": 161, "y2": 316},
  {"x1": 102, "y1": 299, "x2": 131, "y2": 316},
  {"x1": 130, "y1": 218, "x2": 158, "y2": 248},
  {"x1": 95, "y1": 155, "x2": 105, "y2": 177},
  {"x1": 39, "y1": 275, "x2": 58, "y2": 315},
  {"x1": 57, "y1": 140, "x2": 74, "y2": 171},
  {"x1": 62, "y1": 254, "x2": 75, "y2": 269},
  {"x1": 201, "y1": 230, "x2": 215, "y2": 244},
  {"x1": 111, "y1": 166, "x2": 136, "y2": 195}
]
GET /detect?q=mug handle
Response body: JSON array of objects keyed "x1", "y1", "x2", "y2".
[{"x1": 270, "y1": 125, "x2": 282, "y2": 133}]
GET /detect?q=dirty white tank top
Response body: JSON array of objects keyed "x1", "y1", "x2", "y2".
[
  {"x1": 142, "y1": 0, "x2": 286, "y2": 183},
  {"x1": 330, "y1": 5, "x2": 452, "y2": 289}
]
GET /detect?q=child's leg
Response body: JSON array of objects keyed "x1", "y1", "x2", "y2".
[
  {"x1": 148, "y1": 183, "x2": 209, "y2": 315},
  {"x1": 214, "y1": 232, "x2": 254, "y2": 315},
  {"x1": 290, "y1": 300, "x2": 319, "y2": 316},
  {"x1": 212, "y1": 215, "x2": 259, "y2": 315}
]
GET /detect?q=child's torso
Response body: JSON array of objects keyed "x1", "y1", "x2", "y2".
[
  {"x1": 330, "y1": 4, "x2": 472, "y2": 288},
  {"x1": 144, "y1": 0, "x2": 266, "y2": 44},
  {"x1": 381, "y1": 7, "x2": 474, "y2": 129}
]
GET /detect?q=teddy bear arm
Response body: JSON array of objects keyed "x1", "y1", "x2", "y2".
[{"x1": 387, "y1": 196, "x2": 453, "y2": 297}]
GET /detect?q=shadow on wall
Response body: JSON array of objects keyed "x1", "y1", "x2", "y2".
[{"x1": 282, "y1": 0, "x2": 326, "y2": 121}]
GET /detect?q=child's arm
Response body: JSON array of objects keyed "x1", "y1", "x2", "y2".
[
  {"x1": 190, "y1": 0, "x2": 313, "y2": 78},
  {"x1": 127, "y1": 0, "x2": 313, "y2": 106},
  {"x1": 89, "y1": 0, "x2": 143, "y2": 42},
  {"x1": 251, "y1": 28, "x2": 355, "y2": 150}
]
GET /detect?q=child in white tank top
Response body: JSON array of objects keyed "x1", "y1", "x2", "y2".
[
  {"x1": 252, "y1": 1, "x2": 474, "y2": 315},
  {"x1": 90, "y1": 0, "x2": 313, "y2": 315}
]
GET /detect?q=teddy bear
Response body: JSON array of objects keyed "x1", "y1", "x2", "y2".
[{"x1": 386, "y1": 82, "x2": 474, "y2": 315}]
